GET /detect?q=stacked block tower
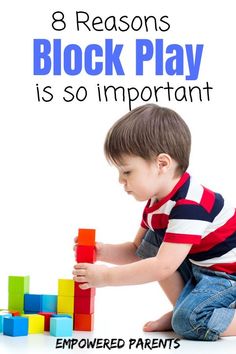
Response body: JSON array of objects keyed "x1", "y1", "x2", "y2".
[
  {"x1": 74, "y1": 228, "x2": 96, "y2": 331},
  {"x1": 8, "y1": 276, "x2": 29, "y2": 314},
  {"x1": 57, "y1": 279, "x2": 74, "y2": 318},
  {"x1": 1, "y1": 228, "x2": 96, "y2": 336}
]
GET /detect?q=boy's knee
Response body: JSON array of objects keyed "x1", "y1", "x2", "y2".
[
  {"x1": 172, "y1": 306, "x2": 192, "y2": 337},
  {"x1": 172, "y1": 307, "x2": 219, "y2": 341}
]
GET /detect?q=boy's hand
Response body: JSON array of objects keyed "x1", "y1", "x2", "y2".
[
  {"x1": 72, "y1": 263, "x2": 109, "y2": 288},
  {"x1": 73, "y1": 237, "x2": 104, "y2": 261}
]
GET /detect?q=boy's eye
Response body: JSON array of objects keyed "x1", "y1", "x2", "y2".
[{"x1": 123, "y1": 171, "x2": 131, "y2": 176}]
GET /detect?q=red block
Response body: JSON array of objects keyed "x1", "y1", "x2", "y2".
[
  {"x1": 74, "y1": 282, "x2": 96, "y2": 297},
  {"x1": 78, "y1": 229, "x2": 95, "y2": 246},
  {"x1": 74, "y1": 296, "x2": 95, "y2": 314},
  {"x1": 74, "y1": 314, "x2": 94, "y2": 331},
  {"x1": 38, "y1": 312, "x2": 55, "y2": 331},
  {"x1": 76, "y1": 245, "x2": 96, "y2": 263}
]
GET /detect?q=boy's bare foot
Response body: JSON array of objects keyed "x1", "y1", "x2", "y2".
[{"x1": 143, "y1": 310, "x2": 173, "y2": 332}]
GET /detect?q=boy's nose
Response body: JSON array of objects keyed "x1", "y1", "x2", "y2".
[{"x1": 119, "y1": 174, "x2": 125, "y2": 184}]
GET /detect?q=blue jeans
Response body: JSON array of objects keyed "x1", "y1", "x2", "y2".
[{"x1": 136, "y1": 229, "x2": 236, "y2": 341}]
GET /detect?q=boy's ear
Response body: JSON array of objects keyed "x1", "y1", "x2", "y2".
[{"x1": 156, "y1": 153, "x2": 172, "y2": 170}]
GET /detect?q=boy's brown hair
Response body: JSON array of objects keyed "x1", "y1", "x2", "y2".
[{"x1": 104, "y1": 103, "x2": 191, "y2": 174}]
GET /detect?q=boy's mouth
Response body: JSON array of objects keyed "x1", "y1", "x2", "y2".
[{"x1": 124, "y1": 188, "x2": 131, "y2": 194}]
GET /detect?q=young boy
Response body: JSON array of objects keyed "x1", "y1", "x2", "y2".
[{"x1": 73, "y1": 104, "x2": 236, "y2": 341}]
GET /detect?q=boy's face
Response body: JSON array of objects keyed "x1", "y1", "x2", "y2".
[{"x1": 115, "y1": 155, "x2": 167, "y2": 202}]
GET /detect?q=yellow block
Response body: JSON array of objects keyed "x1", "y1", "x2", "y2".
[
  {"x1": 58, "y1": 279, "x2": 74, "y2": 296},
  {"x1": 57, "y1": 296, "x2": 74, "y2": 314},
  {"x1": 22, "y1": 314, "x2": 44, "y2": 334}
]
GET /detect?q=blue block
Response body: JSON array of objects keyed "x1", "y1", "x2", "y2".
[
  {"x1": 50, "y1": 316, "x2": 73, "y2": 337},
  {"x1": 3, "y1": 316, "x2": 28, "y2": 336},
  {"x1": 41, "y1": 295, "x2": 57, "y2": 312},
  {"x1": 52, "y1": 314, "x2": 72, "y2": 319},
  {"x1": 24, "y1": 294, "x2": 42, "y2": 313},
  {"x1": 0, "y1": 313, "x2": 12, "y2": 333}
]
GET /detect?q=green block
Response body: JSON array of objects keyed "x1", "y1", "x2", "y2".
[
  {"x1": 8, "y1": 293, "x2": 24, "y2": 313},
  {"x1": 8, "y1": 276, "x2": 30, "y2": 294}
]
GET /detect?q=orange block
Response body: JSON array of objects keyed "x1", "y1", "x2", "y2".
[
  {"x1": 9, "y1": 310, "x2": 20, "y2": 316},
  {"x1": 78, "y1": 229, "x2": 95, "y2": 246},
  {"x1": 74, "y1": 313, "x2": 94, "y2": 331}
]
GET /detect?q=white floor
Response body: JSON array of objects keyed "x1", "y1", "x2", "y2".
[{"x1": 1, "y1": 283, "x2": 236, "y2": 354}]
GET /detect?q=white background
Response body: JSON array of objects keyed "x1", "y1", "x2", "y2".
[{"x1": 0, "y1": 0, "x2": 236, "y2": 353}]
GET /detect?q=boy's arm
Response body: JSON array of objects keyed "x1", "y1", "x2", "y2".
[
  {"x1": 97, "y1": 226, "x2": 146, "y2": 264},
  {"x1": 74, "y1": 226, "x2": 146, "y2": 265},
  {"x1": 73, "y1": 241, "x2": 192, "y2": 288}
]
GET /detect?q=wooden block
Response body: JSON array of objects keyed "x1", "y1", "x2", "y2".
[
  {"x1": 74, "y1": 313, "x2": 94, "y2": 331},
  {"x1": 57, "y1": 296, "x2": 74, "y2": 314},
  {"x1": 76, "y1": 245, "x2": 96, "y2": 263},
  {"x1": 8, "y1": 276, "x2": 30, "y2": 295},
  {"x1": 52, "y1": 314, "x2": 72, "y2": 318},
  {"x1": 56, "y1": 313, "x2": 73, "y2": 318},
  {"x1": 21, "y1": 314, "x2": 44, "y2": 334},
  {"x1": 9, "y1": 311, "x2": 20, "y2": 317},
  {"x1": 74, "y1": 296, "x2": 94, "y2": 314},
  {"x1": 50, "y1": 316, "x2": 73, "y2": 337},
  {"x1": 74, "y1": 282, "x2": 96, "y2": 297},
  {"x1": 1, "y1": 310, "x2": 20, "y2": 317},
  {"x1": 38, "y1": 312, "x2": 56, "y2": 331},
  {"x1": 58, "y1": 279, "x2": 74, "y2": 297},
  {"x1": 41, "y1": 295, "x2": 57, "y2": 312},
  {"x1": 0, "y1": 313, "x2": 12, "y2": 333},
  {"x1": 8, "y1": 293, "x2": 24, "y2": 313},
  {"x1": 8, "y1": 276, "x2": 30, "y2": 314},
  {"x1": 78, "y1": 229, "x2": 95, "y2": 246},
  {"x1": 24, "y1": 294, "x2": 42, "y2": 313},
  {"x1": 3, "y1": 316, "x2": 28, "y2": 337}
]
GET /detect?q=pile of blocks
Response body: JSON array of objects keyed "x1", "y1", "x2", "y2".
[
  {"x1": 0, "y1": 228, "x2": 96, "y2": 337},
  {"x1": 1, "y1": 310, "x2": 73, "y2": 337},
  {"x1": 74, "y1": 228, "x2": 96, "y2": 331}
]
